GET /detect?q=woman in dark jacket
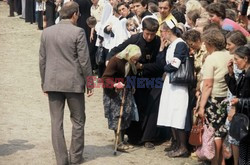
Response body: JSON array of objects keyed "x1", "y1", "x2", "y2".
[{"x1": 225, "y1": 45, "x2": 250, "y2": 165}]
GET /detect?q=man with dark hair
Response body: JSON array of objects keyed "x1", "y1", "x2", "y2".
[
  {"x1": 117, "y1": 1, "x2": 134, "y2": 19},
  {"x1": 132, "y1": 0, "x2": 152, "y2": 24},
  {"x1": 156, "y1": 0, "x2": 177, "y2": 35},
  {"x1": 39, "y1": 1, "x2": 93, "y2": 165},
  {"x1": 107, "y1": 17, "x2": 160, "y2": 60}
]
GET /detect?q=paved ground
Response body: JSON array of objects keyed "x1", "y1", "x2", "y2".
[{"x1": 0, "y1": 2, "x2": 202, "y2": 165}]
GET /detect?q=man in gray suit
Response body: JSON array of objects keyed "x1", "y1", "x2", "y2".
[{"x1": 39, "y1": 2, "x2": 94, "y2": 165}]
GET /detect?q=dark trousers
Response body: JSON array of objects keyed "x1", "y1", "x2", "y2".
[
  {"x1": 37, "y1": 11, "x2": 43, "y2": 30},
  {"x1": 89, "y1": 31, "x2": 97, "y2": 71},
  {"x1": 8, "y1": 0, "x2": 14, "y2": 16},
  {"x1": 97, "y1": 47, "x2": 108, "y2": 78},
  {"x1": 14, "y1": 0, "x2": 21, "y2": 15},
  {"x1": 45, "y1": 1, "x2": 56, "y2": 27},
  {"x1": 48, "y1": 92, "x2": 85, "y2": 165}
]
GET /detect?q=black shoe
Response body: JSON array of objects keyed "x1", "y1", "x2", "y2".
[{"x1": 19, "y1": 17, "x2": 24, "y2": 19}]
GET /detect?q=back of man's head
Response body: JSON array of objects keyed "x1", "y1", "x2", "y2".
[{"x1": 59, "y1": 1, "x2": 79, "y2": 19}]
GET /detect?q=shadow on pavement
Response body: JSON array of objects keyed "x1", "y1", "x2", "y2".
[
  {"x1": 0, "y1": 139, "x2": 35, "y2": 156},
  {"x1": 83, "y1": 144, "x2": 141, "y2": 163}
]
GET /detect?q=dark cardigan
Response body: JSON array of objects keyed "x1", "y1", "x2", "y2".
[
  {"x1": 225, "y1": 68, "x2": 250, "y2": 142},
  {"x1": 102, "y1": 56, "x2": 127, "y2": 98}
]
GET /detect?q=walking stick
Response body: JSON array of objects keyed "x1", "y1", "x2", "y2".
[{"x1": 113, "y1": 87, "x2": 126, "y2": 156}]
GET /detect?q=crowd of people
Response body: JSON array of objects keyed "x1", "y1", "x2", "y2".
[
  {"x1": 96, "y1": 0, "x2": 250, "y2": 165},
  {"x1": 5, "y1": 0, "x2": 250, "y2": 164}
]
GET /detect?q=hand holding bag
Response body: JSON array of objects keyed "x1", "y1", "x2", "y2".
[
  {"x1": 196, "y1": 118, "x2": 215, "y2": 160},
  {"x1": 189, "y1": 117, "x2": 204, "y2": 146},
  {"x1": 229, "y1": 99, "x2": 249, "y2": 141},
  {"x1": 169, "y1": 56, "x2": 195, "y2": 85}
]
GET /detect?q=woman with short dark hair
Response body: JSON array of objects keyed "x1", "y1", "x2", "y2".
[{"x1": 206, "y1": 2, "x2": 249, "y2": 36}]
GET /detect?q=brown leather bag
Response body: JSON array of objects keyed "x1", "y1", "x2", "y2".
[{"x1": 189, "y1": 117, "x2": 204, "y2": 146}]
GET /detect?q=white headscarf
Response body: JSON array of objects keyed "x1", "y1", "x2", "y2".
[{"x1": 116, "y1": 44, "x2": 141, "y2": 76}]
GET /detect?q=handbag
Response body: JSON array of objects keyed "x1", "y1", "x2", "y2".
[
  {"x1": 189, "y1": 117, "x2": 204, "y2": 146},
  {"x1": 169, "y1": 56, "x2": 195, "y2": 85},
  {"x1": 229, "y1": 99, "x2": 249, "y2": 141},
  {"x1": 130, "y1": 96, "x2": 139, "y2": 122},
  {"x1": 95, "y1": 45, "x2": 105, "y2": 65},
  {"x1": 196, "y1": 119, "x2": 215, "y2": 160}
]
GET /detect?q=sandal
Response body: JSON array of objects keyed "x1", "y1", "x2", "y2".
[
  {"x1": 122, "y1": 141, "x2": 134, "y2": 149},
  {"x1": 117, "y1": 143, "x2": 130, "y2": 152},
  {"x1": 144, "y1": 142, "x2": 155, "y2": 150}
]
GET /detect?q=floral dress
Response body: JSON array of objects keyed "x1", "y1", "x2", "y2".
[
  {"x1": 103, "y1": 88, "x2": 138, "y2": 130},
  {"x1": 205, "y1": 97, "x2": 228, "y2": 138}
]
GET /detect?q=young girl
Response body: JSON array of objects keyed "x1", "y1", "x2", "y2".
[{"x1": 126, "y1": 18, "x2": 139, "y2": 37}]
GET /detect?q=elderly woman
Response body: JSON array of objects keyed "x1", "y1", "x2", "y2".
[
  {"x1": 186, "y1": 10, "x2": 200, "y2": 29},
  {"x1": 182, "y1": 29, "x2": 208, "y2": 94},
  {"x1": 193, "y1": 17, "x2": 210, "y2": 33},
  {"x1": 198, "y1": 29, "x2": 233, "y2": 165},
  {"x1": 226, "y1": 31, "x2": 248, "y2": 55},
  {"x1": 225, "y1": 30, "x2": 247, "y2": 165},
  {"x1": 157, "y1": 19, "x2": 190, "y2": 157},
  {"x1": 225, "y1": 45, "x2": 250, "y2": 165},
  {"x1": 102, "y1": 44, "x2": 141, "y2": 151}
]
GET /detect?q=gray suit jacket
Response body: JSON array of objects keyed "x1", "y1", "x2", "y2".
[{"x1": 39, "y1": 19, "x2": 92, "y2": 93}]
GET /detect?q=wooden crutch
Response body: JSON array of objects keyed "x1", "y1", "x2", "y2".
[{"x1": 113, "y1": 87, "x2": 126, "y2": 155}]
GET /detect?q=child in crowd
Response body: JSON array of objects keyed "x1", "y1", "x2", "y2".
[
  {"x1": 126, "y1": 17, "x2": 139, "y2": 36},
  {"x1": 87, "y1": 16, "x2": 98, "y2": 73}
]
